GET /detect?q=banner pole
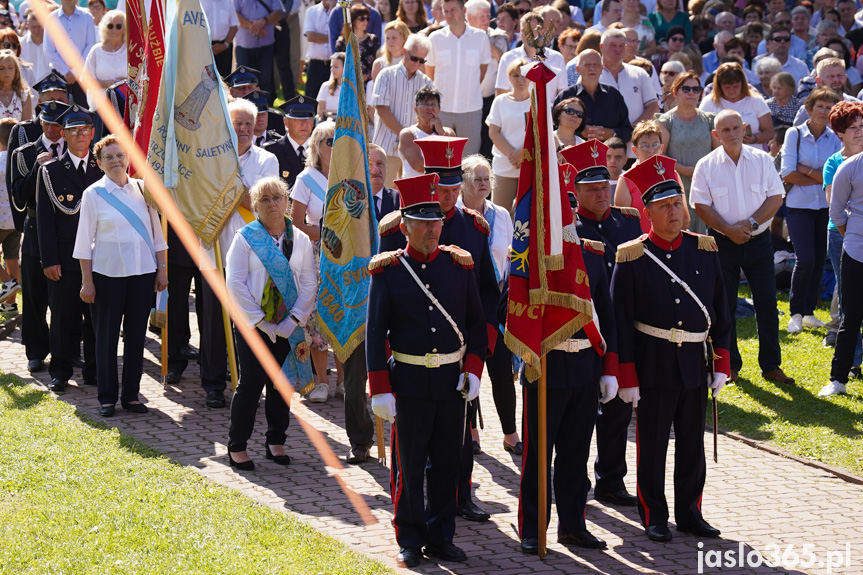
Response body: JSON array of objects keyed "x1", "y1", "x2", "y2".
[
  {"x1": 538, "y1": 354, "x2": 548, "y2": 559},
  {"x1": 161, "y1": 216, "x2": 168, "y2": 386},
  {"x1": 214, "y1": 238, "x2": 239, "y2": 392}
]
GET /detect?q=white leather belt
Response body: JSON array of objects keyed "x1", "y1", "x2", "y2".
[
  {"x1": 553, "y1": 338, "x2": 592, "y2": 353},
  {"x1": 635, "y1": 321, "x2": 708, "y2": 343},
  {"x1": 391, "y1": 346, "x2": 466, "y2": 368}
]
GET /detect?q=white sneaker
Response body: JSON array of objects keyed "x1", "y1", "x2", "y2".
[
  {"x1": 787, "y1": 314, "x2": 803, "y2": 333},
  {"x1": 802, "y1": 315, "x2": 825, "y2": 329},
  {"x1": 328, "y1": 382, "x2": 337, "y2": 398},
  {"x1": 0, "y1": 302, "x2": 17, "y2": 313},
  {"x1": 334, "y1": 382, "x2": 345, "y2": 398},
  {"x1": 0, "y1": 279, "x2": 20, "y2": 300},
  {"x1": 308, "y1": 383, "x2": 329, "y2": 403},
  {"x1": 818, "y1": 381, "x2": 847, "y2": 397}
]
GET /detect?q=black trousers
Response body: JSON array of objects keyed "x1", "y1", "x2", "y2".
[
  {"x1": 273, "y1": 20, "x2": 295, "y2": 101},
  {"x1": 166, "y1": 263, "x2": 200, "y2": 373},
  {"x1": 304, "y1": 59, "x2": 330, "y2": 107},
  {"x1": 342, "y1": 342, "x2": 374, "y2": 449},
  {"x1": 594, "y1": 395, "x2": 633, "y2": 495},
  {"x1": 47, "y1": 270, "x2": 95, "y2": 383},
  {"x1": 519, "y1": 385, "x2": 598, "y2": 539},
  {"x1": 199, "y1": 272, "x2": 228, "y2": 393},
  {"x1": 479, "y1": 94, "x2": 494, "y2": 161},
  {"x1": 392, "y1": 395, "x2": 464, "y2": 549},
  {"x1": 91, "y1": 272, "x2": 155, "y2": 405},
  {"x1": 457, "y1": 399, "x2": 477, "y2": 505},
  {"x1": 212, "y1": 43, "x2": 234, "y2": 78},
  {"x1": 228, "y1": 327, "x2": 292, "y2": 452},
  {"x1": 21, "y1": 253, "x2": 49, "y2": 360},
  {"x1": 831, "y1": 251, "x2": 863, "y2": 383},
  {"x1": 635, "y1": 384, "x2": 708, "y2": 528},
  {"x1": 487, "y1": 327, "x2": 517, "y2": 435}
]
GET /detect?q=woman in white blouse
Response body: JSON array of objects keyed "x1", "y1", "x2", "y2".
[
  {"x1": 289, "y1": 121, "x2": 342, "y2": 403},
  {"x1": 83, "y1": 10, "x2": 127, "y2": 110},
  {"x1": 458, "y1": 155, "x2": 521, "y2": 455},
  {"x1": 225, "y1": 177, "x2": 316, "y2": 470},
  {"x1": 75, "y1": 135, "x2": 168, "y2": 418},
  {"x1": 316, "y1": 53, "x2": 344, "y2": 120}
]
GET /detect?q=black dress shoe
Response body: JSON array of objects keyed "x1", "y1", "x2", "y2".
[
  {"x1": 520, "y1": 537, "x2": 539, "y2": 555},
  {"x1": 265, "y1": 444, "x2": 291, "y2": 465},
  {"x1": 99, "y1": 404, "x2": 115, "y2": 417},
  {"x1": 646, "y1": 525, "x2": 673, "y2": 542},
  {"x1": 121, "y1": 401, "x2": 149, "y2": 414},
  {"x1": 558, "y1": 530, "x2": 607, "y2": 549},
  {"x1": 71, "y1": 357, "x2": 85, "y2": 369},
  {"x1": 423, "y1": 543, "x2": 467, "y2": 562},
  {"x1": 346, "y1": 444, "x2": 371, "y2": 464},
  {"x1": 47, "y1": 378, "x2": 67, "y2": 393},
  {"x1": 228, "y1": 452, "x2": 255, "y2": 471},
  {"x1": 677, "y1": 518, "x2": 721, "y2": 538},
  {"x1": 397, "y1": 546, "x2": 422, "y2": 568},
  {"x1": 206, "y1": 390, "x2": 226, "y2": 408},
  {"x1": 595, "y1": 489, "x2": 638, "y2": 506},
  {"x1": 456, "y1": 500, "x2": 490, "y2": 522},
  {"x1": 27, "y1": 359, "x2": 46, "y2": 373},
  {"x1": 82, "y1": 379, "x2": 97, "y2": 386},
  {"x1": 166, "y1": 368, "x2": 183, "y2": 385},
  {"x1": 179, "y1": 344, "x2": 199, "y2": 360},
  {"x1": 503, "y1": 440, "x2": 523, "y2": 455}
]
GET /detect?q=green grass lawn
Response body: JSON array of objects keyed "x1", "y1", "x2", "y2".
[
  {"x1": 713, "y1": 286, "x2": 863, "y2": 476},
  {"x1": 0, "y1": 375, "x2": 392, "y2": 575}
]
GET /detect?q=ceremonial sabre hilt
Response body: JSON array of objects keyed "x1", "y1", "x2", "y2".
[{"x1": 523, "y1": 20, "x2": 556, "y2": 61}]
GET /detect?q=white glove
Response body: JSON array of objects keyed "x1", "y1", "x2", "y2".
[
  {"x1": 371, "y1": 393, "x2": 396, "y2": 423},
  {"x1": 456, "y1": 373, "x2": 481, "y2": 401},
  {"x1": 257, "y1": 320, "x2": 277, "y2": 343},
  {"x1": 274, "y1": 317, "x2": 298, "y2": 339},
  {"x1": 709, "y1": 373, "x2": 728, "y2": 397},
  {"x1": 599, "y1": 375, "x2": 619, "y2": 404},
  {"x1": 618, "y1": 386, "x2": 640, "y2": 408}
]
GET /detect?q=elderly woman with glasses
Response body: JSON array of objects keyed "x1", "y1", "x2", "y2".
[
  {"x1": 657, "y1": 71, "x2": 719, "y2": 234},
  {"x1": 225, "y1": 176, "x2": 316, "y2": 470},
  {"x1": 658, "y1": 60, "x2": 685, "y2": 111},
  {"x1": 614, "y1": 119, "x2": 688, "y2": 233},
  {"x1": 83, "y1": 9, "x2": 127, "y2": 109},
  {"x1": 700, "y1": 62, "x2": 774, "y2": 147},
  {"x1": 288, "y1": 121, "x2": 341, "y2": 403}
]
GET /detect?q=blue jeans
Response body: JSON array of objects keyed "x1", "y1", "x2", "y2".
[
  {"x1": 713, "y1": 231, "x2": 782, "y2": 373},
  {"x1": 827, "y1": 230, "x2": 863, "y2": 365},
  {"x1": 786, "y1": 207, "x2": 829, "y2": 316},
  {"x1": 235, "y1": 43, "x2": 275, "y2": 98}
]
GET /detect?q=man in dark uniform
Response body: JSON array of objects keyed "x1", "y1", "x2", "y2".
[
  {"x1": 367, "y1": 172, "x2": 487, "y2": 568},
  {"x1": 515, "y1": 145, "x2": 621, "y2": 556},
  {"x1": 10, "y1": 101, "x2": 70, "y2": 373},
  {"x1": 225, "y1": 66, "x2": 285, "y2": 135},
  {"x1": 263, "y1": 95, "x2": 316, "y2": 189},
  {"x1": 378, "y1": 135, "x2": 499, "y2": 523},
  {"x1": 36, "y1": 105, "x2": 101, "y2": 393},
  {"x1": 243, "y1": 90, "x2": 279, "y2": 148},
  {"x1": 6, "y1": 71, "x2": 69, "y2": 232},
  {"x1": 563, "y1": 140, "x2": 643, "y2": 508},
  {"x1": 611, "y1": 155, "x2": 731, "y2": 542}
]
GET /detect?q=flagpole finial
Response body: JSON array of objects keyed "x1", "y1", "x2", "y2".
[{"x1": 523, "y1": 20, "x2": 556, "y2": 61}]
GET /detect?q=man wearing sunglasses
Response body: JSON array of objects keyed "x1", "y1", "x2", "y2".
[
  {"x1": 752, "y1": 26, "x2": 810, "y2": 85},
  {"x1": 43, "y1": 0, "x2": 97, "y2": 107}
]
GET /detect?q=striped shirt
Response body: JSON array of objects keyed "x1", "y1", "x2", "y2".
[{"x1": 371, "y1": 63, "x2": 433, "y2": 156}]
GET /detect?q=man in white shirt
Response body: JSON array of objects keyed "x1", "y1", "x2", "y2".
[
  {"x1": 496, "y1": 11, "x2": 568, "y2": 96},
  {"x1": 586, "y1": 0, "x2": 620, "y2": 34},
  {"x1": 753, "y1": 26, "x2": 810, "y2": 85},
  {"x1": 43, "y1": 0, "x2": 97, "y2": 107},
  {"x1": 303, "y1": 0, "x2": 336, "y2": 104},
  {"x1": 20, "y1": 10, "x2": 51, "y2": 84},
  {"x1": 425, "y1": 0, "x2": 492, "y2": 156},
  {"x1": 690, "y1": 109, "x2": 794, "y2": 386},
  {"x1": 599, "y1": 28, "x2": 658, "y2": 130},
  {"x1": 466, "y1": 0, "x2": 507, "y2": 159},
  {"x1": 200, "y1": 0, "x2": 239, "y2": 77}
]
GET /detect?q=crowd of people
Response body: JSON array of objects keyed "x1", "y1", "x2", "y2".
[{"x1": 1, "y1": 0, "x2": 863, "y2": 569}]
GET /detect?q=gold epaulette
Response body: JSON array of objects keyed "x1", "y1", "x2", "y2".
[
  {"x1": 614, "y1": 206, "x2": 641, "y2": 218},
  {"x1": 440, "y1": 245, "x2": 475, "y2": 269},
  {"x1": 368, "y1": 249, "x2": 403, "y2": 275},
  {"x1": 581, "y1": 238, "x2": 605, "y2": 255},
  {"x1": 684, "y1": 230, "x2": 719, "y2": 252},
  {"x1": 378, "y1": 211, "x2": 401, "y2": 237},
  {"x1": 615, "y1": 234, "x2": 648, "y2": 263},
  {"x1": 463, "y1": 207, "x2": 490, "y2": 236}
]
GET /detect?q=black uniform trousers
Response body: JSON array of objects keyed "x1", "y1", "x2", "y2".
[
  {"x1": 393, "y1": 394, "x2": 464, "y2": 549},
  {"x1": 457, "y1": 398, "x2": 477, "y2": 505},
  {"x1": 228, "y1": 327, "x2": 292, "y2": 452},
  {"x1": 212, "y1": 43, "x2": 234, "y2": 78},
  {"x1": 342, "y1": 342, "x2": 374, "y2": 450},
  {"x1": 304, "y1": 60, "x2": 330, "y2": 110},
  {"x1": 479, "y1": 94, "x2": 495, "y2": 161},
  {"x1": 594, "y1": 395, "x2": 633, "y2": 495},
  {"x1": 519, "y1": 384, "x2": 598, "y2": 539},
  {"x1": 166, "y1": 262, "x2": 201, "y2": 374},
  {"x1": 20, "y1": 252, "x2": 49, "y2": 361},
  {"x1": 273, "y1": 20, "x2": 296, "y2": 102},
  {"x1": 91, "y1": 272, "x2": 155, "y2": 405},
  {"x1": 47, "y1": 271, "x2": 95, "y2": 383},
  {"x1": 486, "y1": 326, "x2": 517, "y2": 435},
  {"x1": 199, "y1": 273, "x2": 228, "y2": 393},
  {"x1": 635, "y1": 384, "x2": 708, "y2": 528}
]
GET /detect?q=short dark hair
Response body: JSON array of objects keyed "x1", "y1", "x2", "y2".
[
  {"x1": 497, "y1": 2, "x2": 519, "y2": 21},
  {"x1": 601, "y1": 0, "x2": 620, "y2": 14},
  {"x1": 349, "y1": 4, "x2": 370, "y2": 22},
  {"x1": 724, "y1": 37, "x2": 747, "y2": 54},
  {"x1": 773, "y1": 125, "x2": 789, "y2": 146},
  {"x1": 805, "y1": 86, "x2": 841, "y2": 113},
  {"x1": 604, "y1": 136, "x2": 625, "y2": 151},
  {"x1": 0, "y1": 117, "x2": 15, "y2": 148},
  {"x1": 415, "y1": 86, "x2": 442, "y2": 106},
  {"x1": 768, "y1": 26, "x2": 792, "y2": 41}
]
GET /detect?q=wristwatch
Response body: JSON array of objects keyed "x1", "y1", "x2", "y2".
[{"x1": 749, "y1": 217, "x2": 759, "y2": 232}]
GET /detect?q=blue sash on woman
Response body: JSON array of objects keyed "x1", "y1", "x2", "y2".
[
  {"x1": 484, "y1": 202, "x2": 501, "y2": 284},
  {"x1": 94, "y1": 186, "x2": 157, "y2": 265},
  {"x1": 239, "y1": 219, "x2": 313, "y2": 390},
  {"x1": 297, "y1": 171, "x2": 327, "y2": 205}
]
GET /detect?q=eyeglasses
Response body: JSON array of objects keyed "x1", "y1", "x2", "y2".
[
  {"x1": 517, "y1": 9, "x2": 529, "y2": 15},
  {"x1": 107, "y1": 23, "x2": 123, "y2": 30},
  {"x1": 257, "y1": 195, "x2": 285, "y2": 206},
  {"x1": 407, "y1": 52, "x2": 427, "y2": 64},
  {"x1": 417, "y1": 101, "x2": 440, "y2": 108},
  {"x1": 1, "y1": 42, "x2": 18, "y2": 49},
  {"x1": 668, "y1": 36, "x2": 684, "y2": 43},
  {"x1": 637, "y1": 141, "x2": 662, "y2": 151},
  {"x1": 325, "y1": 138, "x2": 334, "y2": 147},
  {"x1": 64, "y1": 126, "x2": 93, "y2": 136},
  {"x1": 661, "y1": 70, "x2": 679, "y2": 76},
  {"x1": 679, "y1": 85, "x2": 703, "y2": 94},
  {"x1": 772, "y1": 36, "x2": 791, "y2": 43},
  {"x1": 357, "y1": 15, "x2": 369, "y2": 21},
  {"x1": 562, "y1": 108, "x2": 585, "y2": 118},
  {"x1": 100, "y1": 152, "x2": 127, "y2": 162}
]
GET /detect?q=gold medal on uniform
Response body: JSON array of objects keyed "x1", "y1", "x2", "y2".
[{"x1": 57, "y1": 195, "x2": 65, "y2": 202}]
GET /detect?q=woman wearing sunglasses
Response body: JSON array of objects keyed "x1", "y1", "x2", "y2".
[
  {"x1": 334, "y1": 5, "x2": 380, "y2": 84},
  {"x1": 552, "y1": 96, "x2": 586, "y2": 152},
  {"x1": 657, "y1": 71, "x2": 719, "y2": 234},
  {"x1": 82, "y1": 10, "x2": 126, "y2": 110}
]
